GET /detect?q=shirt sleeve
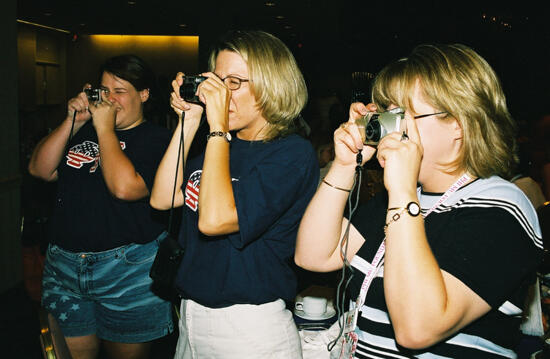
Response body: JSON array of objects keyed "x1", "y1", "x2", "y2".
[
  {"x1": 227, "y1": 142, "x2": 319, "y2": 249},
  {"x1": 433, "y1": 206, "x2": 543, "y2": 308}
]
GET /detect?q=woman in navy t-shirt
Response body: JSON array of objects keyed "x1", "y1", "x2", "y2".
[{"x1": 151, "y1": 30, "x2": 319, "y2": 358}]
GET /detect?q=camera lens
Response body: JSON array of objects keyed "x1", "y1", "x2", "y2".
[
  {"x1": 180, "y1": 84, "x2": 197, "y2": 102},
  {"x1": 180, "y1": 76, "x2": 207, "y2": 104},
  {"x1": 365, "y1": 120, "x2": 381, "y2": 142},
  {"x1": 85, "y1": 89, "x2": 101, "y2": 103}
]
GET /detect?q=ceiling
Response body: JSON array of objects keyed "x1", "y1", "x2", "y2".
[
  {"x1": 17, "y1": 1, "x2": 548, "y2": 59},
  {"x1": 16, "y1": 0, "x2": 550, "y2": 100},
  {"x1": 16, "y1": 0, "x2": 332, "y2": 43}
]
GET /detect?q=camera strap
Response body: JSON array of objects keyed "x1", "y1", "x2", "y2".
[{"x1": 167, "y1": 112, "x2": 186, "y2": 237}]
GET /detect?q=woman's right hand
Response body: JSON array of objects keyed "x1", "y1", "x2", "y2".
[
  {"x1": 170, "y1": 72, "x2": 204, "y2": 123},
  {"x1": 66, "y1": 85, "x2": 93, "y2": 124},
  {"x1": 333, "y1": 102, "x2": 378, "y2": 167}
]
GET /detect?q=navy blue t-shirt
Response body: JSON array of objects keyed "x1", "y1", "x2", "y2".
[
  {"x1": 175, "y1": 134, "x2": 319, "y2": 308},
  {"x1": 49, "y1": 120, "x2": 171, "y2": 252}
]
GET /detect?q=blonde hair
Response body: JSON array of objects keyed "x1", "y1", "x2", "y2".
[
  {"x1": 208, "y1": 30, "x2": 308, "y2": 141},
  {"x1": 371, "y1": 43, "x2": 517, "y2": 179}
]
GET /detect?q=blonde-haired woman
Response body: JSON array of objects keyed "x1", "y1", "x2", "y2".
[
  {"x1": 151, "y1": 30, "x2": 318, "y2": 358},
  {"x1": 296, "y1": 44, "x2": 543, "y2": 358}
]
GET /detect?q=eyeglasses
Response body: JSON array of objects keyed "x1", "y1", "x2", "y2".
[
  {"x1": 413, "y1": 111, "x2": 447, "y2": 119},
  {"x1": 220, "y1": 75, "x2": 250, "y2": 90}
]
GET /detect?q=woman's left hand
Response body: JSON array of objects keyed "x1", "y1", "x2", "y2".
[
  {"x1": 89, "y1": 98, "x2": 118, "y2": 133},
  {"x1": 376, "y1": 115, "x2": 423, "y2": 198},
  {"x1": 197, "y1": 72, "x2": 232, "y2": 131}
]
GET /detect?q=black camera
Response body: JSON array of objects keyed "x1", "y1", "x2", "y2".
[
  {"x1": 180, "y1": 76, "x2": 207, "y2": 104},
  {"x1": 355, "y1": 107, "x2": 405, "y2": 145},
  {"x1": 85, "y1": 88, "x2": 103, "y2": 104}
]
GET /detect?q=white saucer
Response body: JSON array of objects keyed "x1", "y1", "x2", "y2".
[{"x1": 294, "y1": 305, "x2": 336, "y2": 321}]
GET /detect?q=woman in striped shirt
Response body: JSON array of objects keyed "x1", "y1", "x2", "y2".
[{"x1": 296, "y1": 43, "x2": 543, "y2": 358}]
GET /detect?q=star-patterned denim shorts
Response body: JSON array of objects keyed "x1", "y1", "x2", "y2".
[{"x1": 41, "y1": 233, "x2": 174, "y2": 342}]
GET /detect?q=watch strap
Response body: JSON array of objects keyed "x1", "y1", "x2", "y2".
[{"x1": 207, "y1": 131, "x2": 231, "y2": 142}]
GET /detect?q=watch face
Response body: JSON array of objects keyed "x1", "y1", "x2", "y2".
[{"x1": 407, "y1": 202, "x2": 421, "y2": 216}]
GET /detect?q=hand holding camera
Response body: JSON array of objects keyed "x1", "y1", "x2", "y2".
[
  {"x1": 170, "y1": 73, "x2": 205, "y2": 124},
  {"x1": 171, "y1": 72, "x2": 231, "y2": 132},
  {"x1": 332, "y1": 102, "x2": 377, "y2": 168},
  {"x1": 374, "y1": 108, "x2": 423, "y2": 196},
  {"x1": 66, "y1": 85, "x2": 100, "y2": 124}
]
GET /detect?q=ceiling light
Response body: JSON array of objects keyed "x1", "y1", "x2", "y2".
[{"x1": 265, "y1": 2, "x2": 276, "y2": 6}]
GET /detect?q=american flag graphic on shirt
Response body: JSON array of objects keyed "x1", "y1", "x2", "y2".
[
  {"x1": 66, "y1": 140, "x2": 126, "y2": 173},
  {"x1": 185, "y1": 170, "x2": 202, "y2": 211}
]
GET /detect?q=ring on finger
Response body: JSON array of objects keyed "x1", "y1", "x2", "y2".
[
  {"x1": 340, "y1": 123, "x2": 348, "y2": 129},
  {"x1": 400, "y1": 132, "x2": 409, "y2": 141}
]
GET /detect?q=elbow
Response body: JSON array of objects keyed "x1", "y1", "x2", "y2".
[
  {"x1": 393, "y1": 324, "x2": 440, "y2": 350},
  {"x1": 198, "y1": 216, "x2": 233, "y2": 236},
  {"x1": 294, "y1": 249, "x2": 332, "y2": 273},
  {"x1": 28, "y1": 164, "x2": 40, "y2": 179},
  {"x1": 28, "y1": 163, "x2": 55, "y2": 182},
  {"x1": 109, "y1": 183, "x2": 143, "y2": 202},
  {"x1": 294, "y1": 251, "x2": 311, "y2": 270},
  {"x1": 110, "y1": 187, "x2": 133, "y2": 201},
  {"x1": 149, "y1": 194, "x2": 170, "y2": 210}
]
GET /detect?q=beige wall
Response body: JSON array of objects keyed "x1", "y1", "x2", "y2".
[{"x1": 66, "y1": 34, "x2": 199, "y2": 98}]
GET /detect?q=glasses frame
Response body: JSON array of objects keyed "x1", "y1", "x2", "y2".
[
  {"x1": 413, "y1": 111, "x2": 447, "y2": 119},
  {"x1": 219, "y1": 75, "x2": 250, "y2": 91}
]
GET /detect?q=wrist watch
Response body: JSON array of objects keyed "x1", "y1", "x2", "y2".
[
  {"x1": 384, "y1": 201, "x2": 421, "y2": 234},
  {"x1": 207, "y1": 131, "x2": 232, "y2": 142},
  {"x1": 405, "y1": 201, "x2": 421, "y2": 216},
  {"x1": 388, "y1": 201, "x2": 421, "y2": 217}
]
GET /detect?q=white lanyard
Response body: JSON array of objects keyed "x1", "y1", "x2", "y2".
[{"x1": 354, "y1": 174, "x2": 471, "y2": 310}]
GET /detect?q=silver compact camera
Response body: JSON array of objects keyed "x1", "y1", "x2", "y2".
[
  {"x1": 355, "y1": 107, "x2": 405, "y2": 145},
  {"x1": 85, "y1": 88, "x2": 103, "y2": 104}
]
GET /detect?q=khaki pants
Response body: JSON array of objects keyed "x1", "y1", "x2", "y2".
[{"x1": 174, "y1": 298, "x2": 302, "y2": 359}]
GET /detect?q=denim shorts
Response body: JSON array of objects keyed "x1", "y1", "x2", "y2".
[{"x1": 41, "y1": 233, "x2": 174, "y2": 342}]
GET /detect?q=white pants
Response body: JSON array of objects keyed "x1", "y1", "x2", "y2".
[{"x1": 174, "y1": 298, "x2": 303, "y2": 359}]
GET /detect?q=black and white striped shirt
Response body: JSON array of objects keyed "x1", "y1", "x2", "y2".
[{"x1": 348, "y1": 176, "x2": 543, "y2": 358}]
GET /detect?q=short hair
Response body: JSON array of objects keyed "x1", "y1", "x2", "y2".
[
  {"x1": 99, "y1": 54, "x2": 157, "y2": 114},
  {"x1": 371, "y1": 43, "x2": 517, "y2": 179},
  {"x1": 208, "y1": 30, "x2": 308, "y2": 140}
]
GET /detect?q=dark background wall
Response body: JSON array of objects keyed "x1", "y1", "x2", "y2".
[{"x1": 1, "y1": 0, "x2": 21, "y2": 293}]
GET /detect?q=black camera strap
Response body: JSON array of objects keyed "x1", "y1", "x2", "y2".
[
  {"x1": 167, "y1": 111, "x2": 186, "y2": 237},
  {"x1": 64, "y1": 111, "x2": 78, "y2": 155},
  {"x1": 328, "y1": 150, "x2": 363, "y2": 352}
]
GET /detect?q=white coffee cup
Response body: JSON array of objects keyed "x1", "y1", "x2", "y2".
[{"x1": 295, "y1": 296, "x2": 327, "y2": 316}]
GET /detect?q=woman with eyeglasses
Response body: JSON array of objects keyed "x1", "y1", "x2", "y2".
[
  {"x1": 295, "y1": 44, "x2": 543, "y2": 358},
  {"x1": 150, "y1": 30, "x2": 318, "y2": 358}
]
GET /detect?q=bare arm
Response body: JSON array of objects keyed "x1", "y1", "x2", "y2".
[
  {"x1": 296, "y1": 162, "x2": 366, "y2": 272},
  {"x1": 296, "y1": 102, "x2": 376, "y2": 271},
  {"x1": 195, "y1": 73, "x2": 238, "y2": 235},
  {"x1": 150, "y1": 73, "x2": 204, "y2": 210},
  {"x1": 28, "y1": 91, "x2": 92, "y2": 181}
]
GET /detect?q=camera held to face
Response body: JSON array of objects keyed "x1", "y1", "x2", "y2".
[
  {"x1": 355, "y1": 107, "x2": 405, "y2": 145},
  {"x1": 180, "y1": 76, "x2": 207, "y2": 104},
  {"x1": 85, "y1": 88, "x2": 103, "y2": 104}
]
